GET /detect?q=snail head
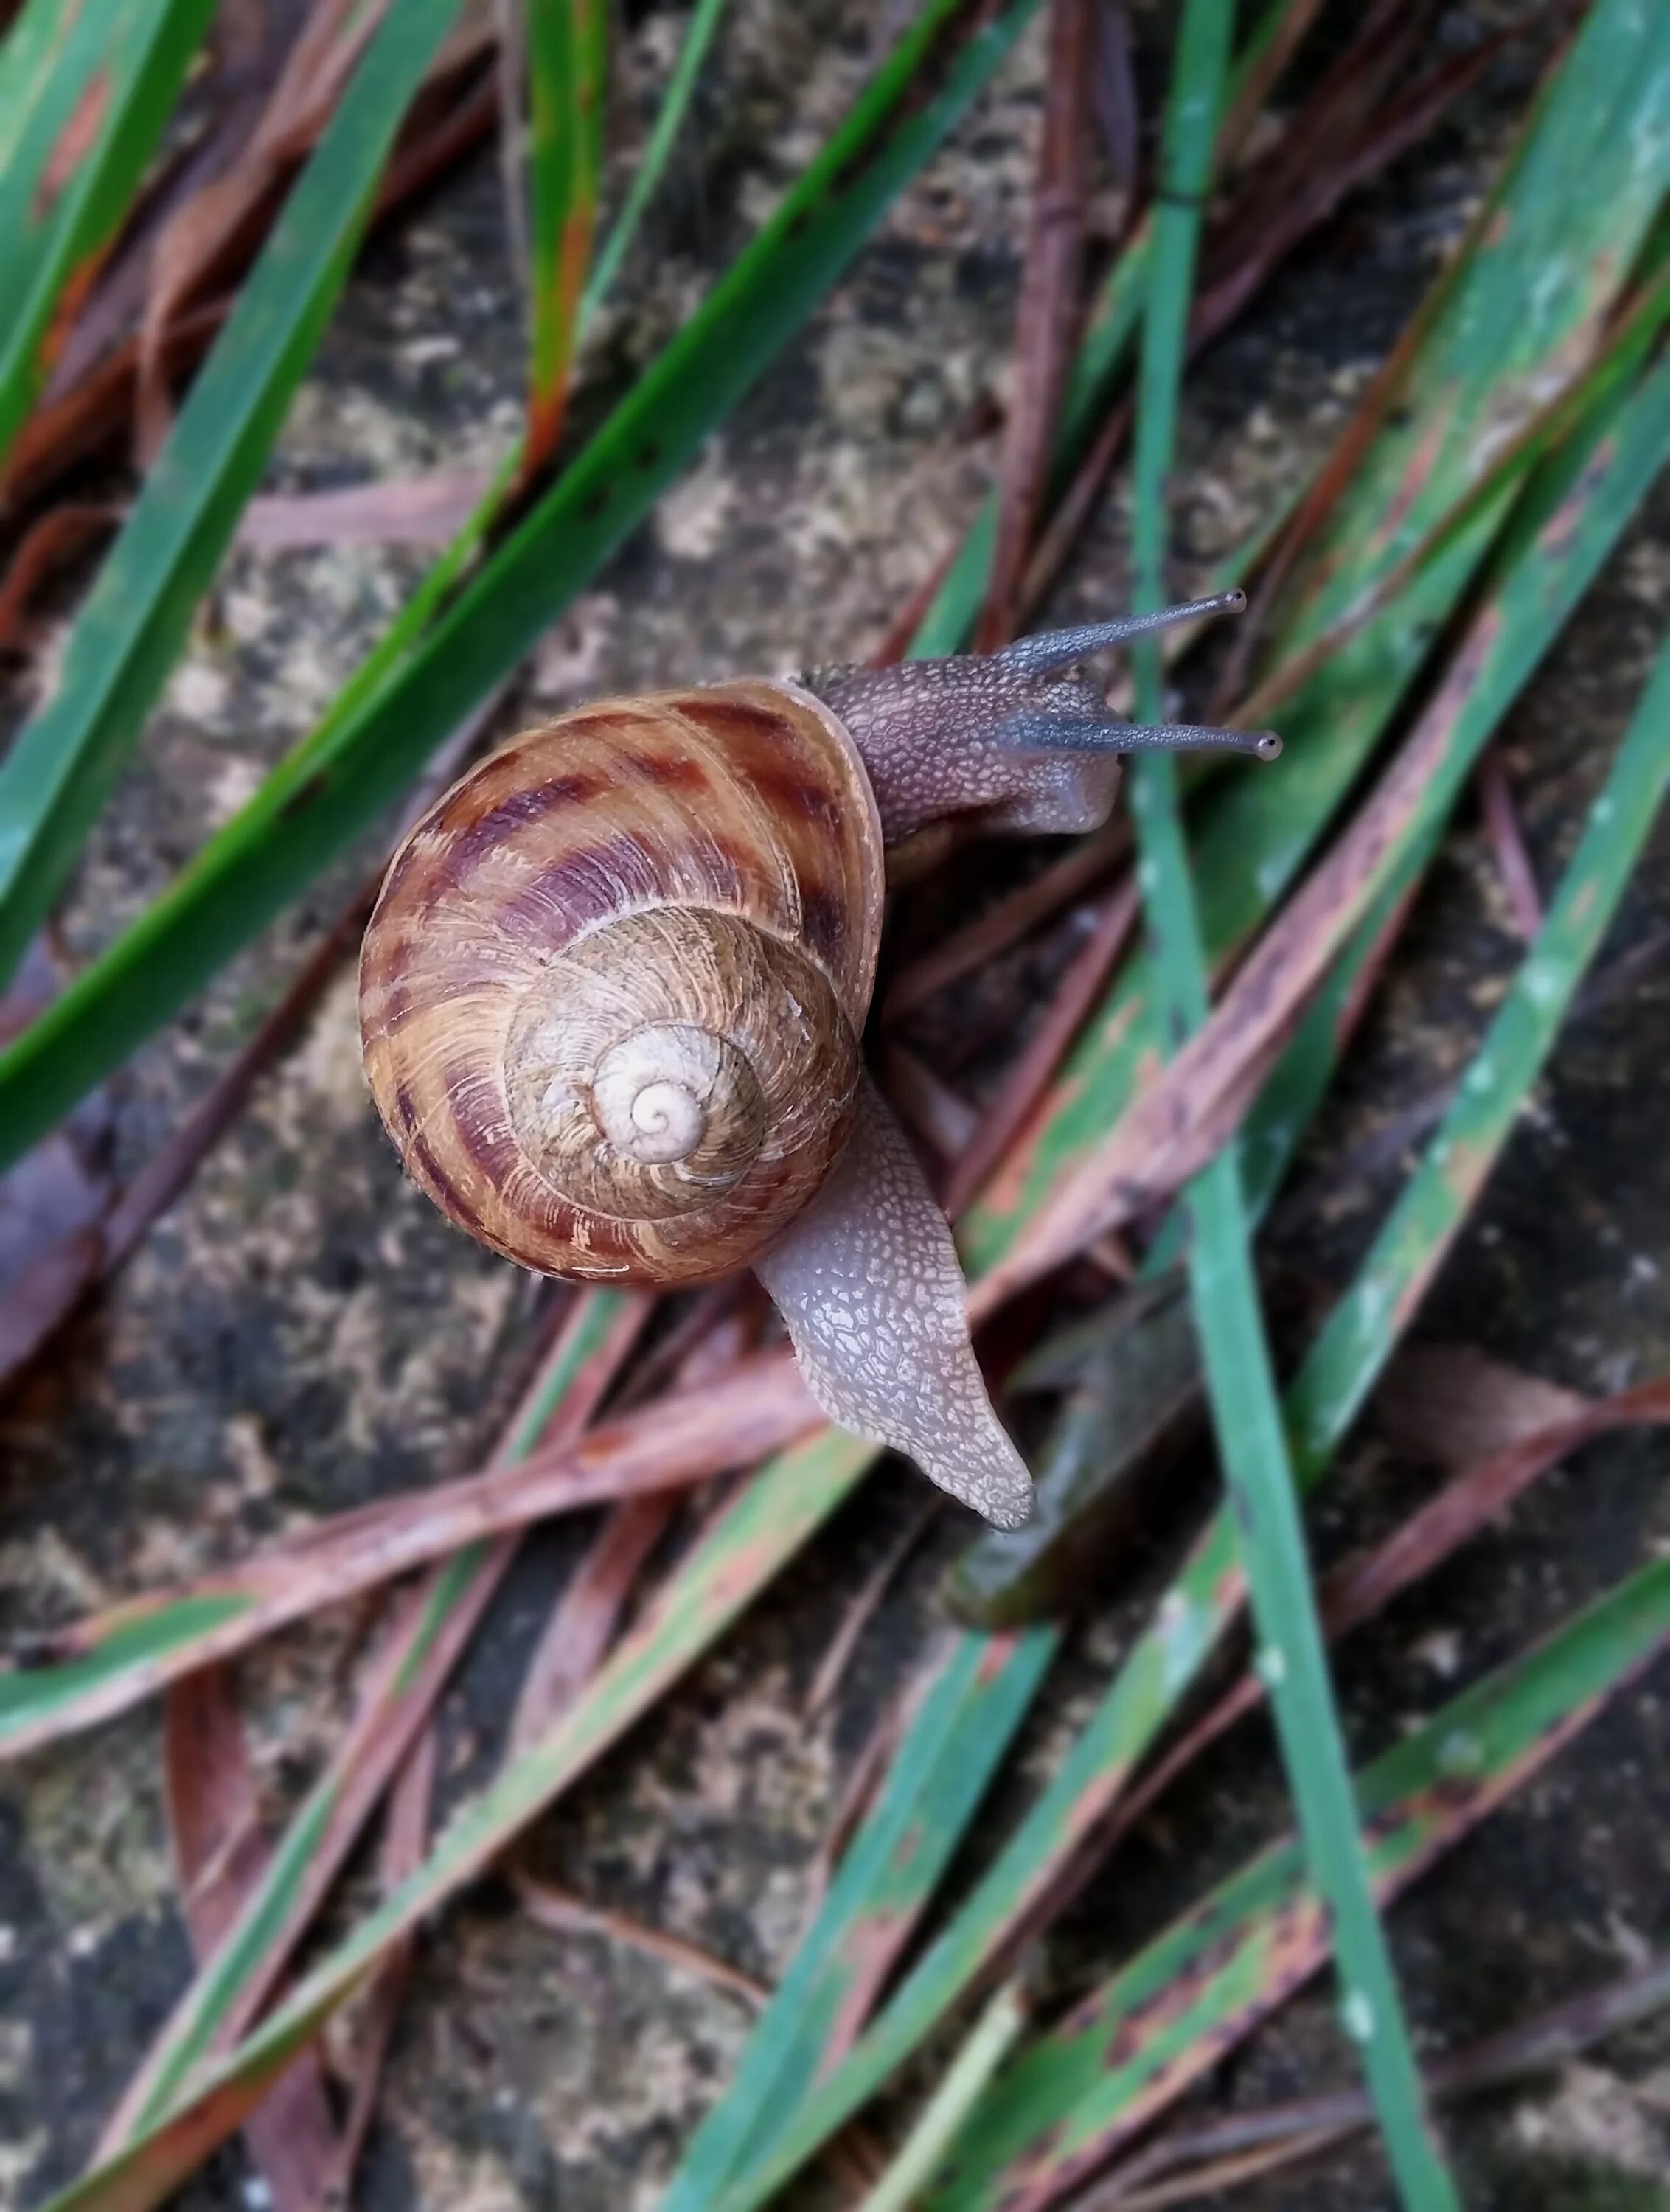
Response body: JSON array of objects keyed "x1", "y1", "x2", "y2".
[{"x1": 803, "y1": 590, "x2": 1280, "y2": 843}]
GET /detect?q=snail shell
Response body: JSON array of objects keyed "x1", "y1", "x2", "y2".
[{"x1": 359, "y1": 681, "x2": 884, "y2": 1287}]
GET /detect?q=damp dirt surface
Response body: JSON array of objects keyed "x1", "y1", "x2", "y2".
[{"x1": 3, "y1": 4, "x2": 1669, "y2": 2209}]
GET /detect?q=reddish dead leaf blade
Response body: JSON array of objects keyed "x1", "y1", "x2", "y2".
[
  {"x1": 977, "y1": 0, "x2": 1096, "y2": 652},
  {"x1": 941, "y1": 873, "x2": 1139, "y2": 1218},
  {"x1": 1475, "y1": 748, "x2": 1544, "y2": 939},
  {"x1": 159, "y1": 1669, "x2": 341, "y2": 2211},
  {"x1": 334, "y1": 1721, "x2": 437, "y2": 2199},
  {"x1": 4, "y1": 1352, "x2": 822, "y2": 1754},
  {"x1": 237, "y1": 470, "x2": 492, "y2": 548},
  {"x1": 1370, "y1": 1343, "x2": 1589, "y2": 1472},
  {"x1": 883, "y1": 817, "x2": 1130, "y2": 1023}
]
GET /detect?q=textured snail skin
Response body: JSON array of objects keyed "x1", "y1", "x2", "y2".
[
  {"x1": 360, "y1": 681, "x2": 883, "y2": 1285},
  {"x1": 756, "y1": 1078, "x2": 1032, "y2": 1528}
]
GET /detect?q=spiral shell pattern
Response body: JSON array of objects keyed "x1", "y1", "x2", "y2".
[{"x1": 359, "y1": 681, "x2": 885, "y2": 1284}]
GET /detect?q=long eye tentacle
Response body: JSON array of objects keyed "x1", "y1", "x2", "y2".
[{"x1": 988, "y1": 588, "x2": 1249, "y2": 680}]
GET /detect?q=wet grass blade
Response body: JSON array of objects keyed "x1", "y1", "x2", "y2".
[
  {"x1": 0, "y1": 0, "x2": 1047, "y2": 1170},
  {"x1": 923, "y1": 1557, "x2": 1670, "y2": 2210},
  {"x1": 0, "y1": 0, "x2": 216, "y2": 471},
  {"x1": 39, "y1": 1427, "x2": 874, "y2": 2212},
  {"x1": 959, "y1": 0, "x2": 1670, "y2": 1277},
  {"x1": 658, "y1": 1626, "x2": 1057, "y2": 2212},
  {"x1": 1127, "y1": 2, "x2": 1452, "y2": 2199},
  {"x1": 0, "y1": 0, "x2": 467, "y2": 998},
  {"x1": 522, "y1": 0, "x2": 606, "y2": 471},
  {"x1": 581, "y1": 0, "x2": 729, "y2": 321},
  {"x1": 1284, "y1": 625, "x2": 1670, "y2": 1482}
]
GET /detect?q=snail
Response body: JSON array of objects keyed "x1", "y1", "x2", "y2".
[{"x1": 358, "y1": 590, "x2": 1279, "y2": 1530}]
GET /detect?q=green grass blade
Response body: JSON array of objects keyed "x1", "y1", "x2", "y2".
[
  {"x1": 0, "y1": 0, "x2": 1047, "y2": 1172},
  {"x1": 1285, "y1": 624, "x2": 1670, "y2": 1481},
  {"x1": 860, "y1": 1978, "x2": 1031, "y2": 2212},
  {"x1": 523, "y1": 0, "x2": 606, "y2": 467},
  {"x1": 658, "y1": 1626, "x2": 1057, "y2": 2212},
  {"x1": 0, "y1": 0, "x2": 215, "y2": 471},
  {"x1": 1126, "y1": 2, "x2": 1452, "y2": 2199},
  {"x1": 0, "y1": 0, "x2": 467, "y2": 996},
  {"x1": 925, "y1": 1557, "x2": 1670, "y2": 2208},
  {"x1": 959, "y1": 0, "x2": 1670, "y2": 1276},
  {"x1": 582, "y1": 0, "x2": 730, "y2": 322}
]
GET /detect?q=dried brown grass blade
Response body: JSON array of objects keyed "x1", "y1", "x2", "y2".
[
  {"x1": 0, "y1": 503, "x2": 124, "y2": 652},
  {"x1": 333, "y1": 1720, "x2": 437, "y2": 2199},
  {"x1": 135, "y1": 0, "x2": 384, "y2": 461},
  {"x1": 1475, "y1": 749, "x2": 1544, "y2": 939},
  {"x1": 1369, "y1": 1343, "x2": 1587, "y2": 1471},
  {"x1": 237, "y1": 470, "x2": 493, "y2": 548},
  {"x1": 515, "y1": 1871, "x2": 771, "y2": 2008},
  {"x1": 883, "y1": 816, "x2": 1130, "y2": 1023},
  {"x1": 8, "y1": 1353, "x2": 821, "y2": 1753},
  {"x1": 976, "y1": 0, "x2": 1096, "y2": 652},
  {"x1": 941, "y1": 873, "x2": 1139, "y2": 1218},
  {"x1": 802, "y1": 1492, "x2": 942, "y2": 1722},
  {"x1": 159, "y1": 1669, "x2": 342, "y2": 2209}
]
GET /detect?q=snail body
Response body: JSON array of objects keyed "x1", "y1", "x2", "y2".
[{"x1": 361, "y1": 594, "x2": 1280, "y2": 1528}]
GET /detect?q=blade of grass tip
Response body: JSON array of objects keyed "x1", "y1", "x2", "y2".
[
  {"x1": 522, "y1": 0, "x2": 607, "y2": 475},
  {"x1": 922, "y1": 1556, "x2": 1670, "y2": 2212},
  {"x1": 1283, "y1": 625, "x2": 1670, "y2": 1485},
  {"x1": 580, "y1": 0, "x2": 730, "y2": 322},
  {"x1": 0, "y1": 0, "x2": 218, "y2": 470},
  {"x1": 41, "y1": 1426, "x2": 877, "y2": 2212},
  {"x1": 0, "y1": 0, "x2": 468, "y2": 1001},
  {"x1": 1122, "y1": 6, "x2": 1453, "y2": 2200},
  {"x1": 857, "y1": 1975, "x2": 1034, "y2": 2212},
  {"x1": 96, "y1": 1287, "x2": 652, "y2": 2151},
  {"x1": 961, "y1": 0, "x2": 1670, "y2": 1276},
  {"x1": 657, "y1": 1624, "x2": 1057, "y2": 2212},
  {"x1": 0, "y1": 0, "x2": 1048, "y2": 1169}
]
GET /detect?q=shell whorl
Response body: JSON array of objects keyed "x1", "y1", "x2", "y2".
[{"x1": 359, "y1": 681, "x2": 885, "y2": 1285}]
